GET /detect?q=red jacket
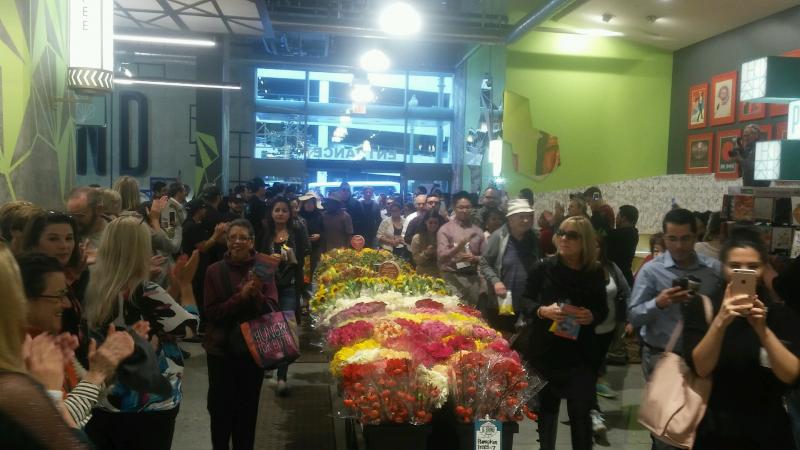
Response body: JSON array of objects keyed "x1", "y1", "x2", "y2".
[{"x1": 202, "y1": 252, "x2": 278, "y2": 356}]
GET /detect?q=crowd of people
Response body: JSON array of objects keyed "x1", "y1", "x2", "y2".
[{"x1": 0, "y1": 175, "x2": 799, "y2": 450}]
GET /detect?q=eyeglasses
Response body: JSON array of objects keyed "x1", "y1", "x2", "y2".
[
  {"x1": 556, "y1": 230, "x2": 581, "y2": 241},
  {"x1": 665, "y1": 235, "x2": 694, "y2": 244},
  {"x1": 38, "y1": 289, "x2": 70, "y2": 301},
  {"x1": 228, "y1": 236, "x2": 253, "y2": 243}
]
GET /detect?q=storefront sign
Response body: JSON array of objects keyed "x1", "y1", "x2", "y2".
[
  {"x1": 474, "y1": 418, "x2": 503, "y2": 450},
  {"x1": 350, "y1": 235, "x2": 365, "y2": 251},
  {"x1": 788, "y1": 100, "x2": 800, "y2": 140},
  {"x1": 378, "y1": 261, "x2": 401, "y2": 279},
  {"x1": 306, "y1": 147, "x2": 399, "y2": 161},
  {"x1": 69, "y1": 0, "x2": 114, "y2": 91}
]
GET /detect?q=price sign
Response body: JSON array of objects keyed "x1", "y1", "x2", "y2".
[
  {"x1": 350, "y1": 235, "x2": 365, "y2": 251},
  {"x1": 378, "y1": 261, "x2": 401, "y2": 279},
  {"x1": 474, "y1": 418, "x2": 503, "y2": 450}
]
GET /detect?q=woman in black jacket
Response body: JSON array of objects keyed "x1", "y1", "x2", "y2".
[
  {"x1": 521, "y1": 216, "x2": 607, "y2": 450},
  {"x1": 259, "y1": 196, "x2": 309, "y2": 395}
]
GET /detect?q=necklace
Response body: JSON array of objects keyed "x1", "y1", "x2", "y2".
[{"x1": 275, "y1": 229, "x2": 289, "y2": 243}]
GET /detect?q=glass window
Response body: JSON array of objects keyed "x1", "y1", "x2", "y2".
[
  {"x1": 406, "y1": 119, "x2": 451, "y2": 164},
  {"x1": 305, "y1": 115, "x2": 405, "y2": 163},
  {"x1": 254, "y1": 115, "x2": 307, "y2": 160},
  {"x1": 256, "y1": 68, "x2": 305, "y2": 102},
  {"x1": 308, "y1": 71, "x2": 353, "y2": 104},
  {"x1": 408, "y1": 74, "x2": 453, "y2": 108},
  {"x1": 367, "y1": 73, "x2": 406, "y2": 107}
]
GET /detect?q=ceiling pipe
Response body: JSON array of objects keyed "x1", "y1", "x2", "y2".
[{"x1": 505, "y1": 0, "x2": 577, "y2": 44}]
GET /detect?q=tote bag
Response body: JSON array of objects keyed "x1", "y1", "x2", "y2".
[
  {"x1": 240, "y1": 309, "x2": 301, "y2": 369},
  {"x1": 638, "y1": 295, "x2": 713, "y2": 449}
]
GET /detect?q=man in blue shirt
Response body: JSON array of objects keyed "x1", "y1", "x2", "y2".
[{"x1": 629, "y1": 208, "x2": 721, "y2": 450}]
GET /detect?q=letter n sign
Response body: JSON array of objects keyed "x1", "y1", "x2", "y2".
[
  {"x1": 76, "y1": 126, "x2": 107, "y2": 175},
  {"x1": 119, "y1": 91, "x2": 149, "y2": 175}
]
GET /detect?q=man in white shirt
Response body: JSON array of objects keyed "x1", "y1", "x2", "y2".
[{"x1": 402, "y1": 194, "x2": 428, "y2": 239}]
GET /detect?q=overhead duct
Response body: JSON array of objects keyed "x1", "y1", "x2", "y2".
[{"x1": 505, "y1": 0, "x2": 577, "y2": 44}]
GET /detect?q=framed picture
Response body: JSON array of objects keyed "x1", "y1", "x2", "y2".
[
  {"x1": 776, "y1": 121, "x2": 788, "y2": 139},
  {"x1": 710, "y1": 71, "x2": 738, "y2": 126},
  {"x1": 738, "y1": 101, "x2": 765, "y2": 121},
  {"x1": 688, "y1": 83, "x2": 708, "y2": 129},
  {"x1": 715, "y1": 129, "x2": 741, "y2": 179},
  {"x1": 686, "y1": 132, "x2": 714, "y2": 174},
  {"x1": 759, "y1": 124, "x2": 772, "y2": 141}
]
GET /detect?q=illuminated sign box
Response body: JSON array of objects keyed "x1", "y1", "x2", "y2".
[
  {"x1": 788, "y1": 100, "x2": 800, "y2": 140},
  {"x1": 754, "y1": 140, "x2": 800, "y2": 181},
  {"x1": 69, "y1": 0, "x2": 114, "y2": 92},
  {"x1": 740, "y1": 56, "x2": 800, "y2": 103}
]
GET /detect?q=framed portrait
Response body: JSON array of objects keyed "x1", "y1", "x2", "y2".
[
  {"x1": 776, "y1": 121, "x2": 788, "y2": 140},
  {"x1": 758, "y1": 124, "x2": 772, "y2": 141},
  {"x1": 686, "y1": 132, "x2": 714, "y2": 174},
  {"x1": 688, "y1": 83, "x2": 708, "y2": 129},
  {"x1": 738, "y1": 101, "x2": 765, "y2": 121},
  {"x1": 710, "y1": 71, "x2": 738, "y2": 126},
  {"x1": 715, "y1": 129, "x2": 741, "y2": 179}
]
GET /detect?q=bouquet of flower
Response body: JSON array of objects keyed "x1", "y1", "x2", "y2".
[
  {"x1": 315, "y1": 248, "x2": 411, "y2": 279},
  {"x1": 312, "y1": 275, "x2": 450, "y2": 315}
]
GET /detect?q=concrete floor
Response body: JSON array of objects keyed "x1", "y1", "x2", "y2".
[{"x1": 173, "y1": 341, "x2": 652, "y2": 450}]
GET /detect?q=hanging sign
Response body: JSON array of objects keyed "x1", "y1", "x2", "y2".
[
  {"x1": 474, "y1": 417, "x2": 503, "y2": 450},
  {"x1": 69, "y1": 0, "x2": 114, "y2": 91}
]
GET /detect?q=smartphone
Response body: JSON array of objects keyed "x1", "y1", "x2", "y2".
[{"x1": 730, "y1": 269, "x2": 757, "y2": 298}]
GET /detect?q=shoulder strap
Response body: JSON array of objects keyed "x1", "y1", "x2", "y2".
[
  {"x1": 664, "y1": 294, "x2": 713, "y2": 354},
  {"x1": 219, "y1": 261, "x2": 235, "y2": 300}
]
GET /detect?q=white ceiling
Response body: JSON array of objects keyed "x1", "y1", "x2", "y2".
[{"x1": 550, "y1": 0, "x2": 800, "y2": 51}]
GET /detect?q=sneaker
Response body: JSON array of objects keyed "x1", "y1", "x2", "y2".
[
  {"x1": 264, "y1": 370, "x2": 274, "y2": 379},
  {"x1": 596, "y1": 383, "x2": 617, "y2": 399},
  {"x1": 277, "y1": 380, "x2": 289, "y2": 397},
  {"x1": 590, "y1": 409, "x2": 607, "y2": 435}
]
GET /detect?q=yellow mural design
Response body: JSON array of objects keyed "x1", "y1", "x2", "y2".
[
  {"x1": 503, "y1": 90, "x2": 560, "y2": 181},
  {"x1": 195, "y1": 132, "x2": 220, "y2": 191}
]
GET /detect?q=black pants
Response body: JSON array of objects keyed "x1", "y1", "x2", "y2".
[
  {"x1": 537, "y1": 383, "x2": 593, "y2": 450},
  {"x1": 85, "y1": 407, "x2": 179, "y2": 450},
  {"x1": 207, "y1": 353, "x2": 265, "y2": 450}
]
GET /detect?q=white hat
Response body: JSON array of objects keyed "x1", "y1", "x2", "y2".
[
  {"x1": 298, "y1": 191, "x2": 323, "y2": 210},
  {"x1": 506, "y1": 199, "x2": 534, "y2": 218}
]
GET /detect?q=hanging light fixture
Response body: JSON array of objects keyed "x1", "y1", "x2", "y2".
[
  {"x1": 68, "y1": 0, "x2": 114, "y2": 91},
  {"x1": 379, "y1": 2, "x2": 421, "y2": 36},
  {"x1": 360, "y1": 49, "x2": 391, "y2": 72}
]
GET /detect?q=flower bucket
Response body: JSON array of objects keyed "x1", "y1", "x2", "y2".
[
  {"x1": 455, "y1": 421, "x2": 519, "y2": 450},
  {"x1": 363, "y1": 423, "x2": 432, "y2": 450}
]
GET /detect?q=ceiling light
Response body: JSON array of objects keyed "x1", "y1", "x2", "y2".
[
  {"x1": 576, "y1": 28, "x2": 624, "y2": 37},
  {"x1": 114, "y1": 34, "x2": 216, "y2": 47},
  {"x1": 601, "y1": 13, "x2": 614, "y2": 23},
  {"x1": 114, "y1": 78, "x2": 240, "y2": 90},
  {"x1": 360, "y1": 49, "x2": 390, "y2": 72},
  {"x1": 379, "y1": 2, "x2": 421, "y2": 36},
  {"x1": 350, "y1": 83, "x2": 375, "y2": 103}
]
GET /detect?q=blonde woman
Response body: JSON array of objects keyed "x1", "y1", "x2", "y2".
[
  {"x1": 83, "y1": 216, "x2": 198, "y2": 450},
  {"x1": 520, "y1": 216, "x2": 608, "y2": 450},
  {"x1": 98, "y1": 188, "x2": 122, "y2": 219},
  {"x1": 0, "y1": 243, "x2": 90, "y2": 449},
  {"x1": 112, "y1": 176, "x2": 141, "y2": 212}
]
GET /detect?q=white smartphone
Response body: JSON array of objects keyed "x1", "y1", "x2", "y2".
[{"x1": 730, "y1": 268, "x2": 757, "y2": 298}]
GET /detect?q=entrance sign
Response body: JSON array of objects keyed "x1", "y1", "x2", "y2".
[{"x1": 69, "y1": 0, "x2": 114, "y2": 91}]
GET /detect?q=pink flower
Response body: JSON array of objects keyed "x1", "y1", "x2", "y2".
[
  {"x1": 415, "y1": 299, "x2": 444, "y2": 310},
  {"x1": 471, "y1": 325, "x2": 497, "y2": 340},
  {"x1": 447, "y1": 335, "x2": 476, "y2": 352},
  {"x1": 420, "y1": 321, "x2": 456, "y2": 340},
  {"x1": 328, "y1": 320, "x2": 374, "y2": 349}
]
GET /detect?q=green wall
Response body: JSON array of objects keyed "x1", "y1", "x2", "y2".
[
  {"x1": 502, "y1": 30, "x2": 673, "y2": 193},
  {"x1": 0, "y1": 0, "x2": 75, "y2": 208}
]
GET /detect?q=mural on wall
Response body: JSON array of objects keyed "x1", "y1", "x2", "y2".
[
  {"x1": 503, "y1": 90, "x2": 560, "y2": 180},
  {"x1": 0, "y1": 0, "x2": 75, "y2": 206},
  {"x1": 195, "y1": 132, "x2": 221, "y2": 191}
]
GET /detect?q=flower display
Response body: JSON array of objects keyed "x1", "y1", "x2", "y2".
[{"x1": 316, "y1": 245, "x2": 545, "y2": 426}]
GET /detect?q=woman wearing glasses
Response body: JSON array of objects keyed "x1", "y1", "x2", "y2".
[
  {"x1": 520, "y1": 216, "x2": 607, "y2": 450},
  {"x1": 82, "y1": 215, "x2": 199, "y2": 450},
  {"x1": 204, "y1": 219, "x2": 278, "y2": 450}
]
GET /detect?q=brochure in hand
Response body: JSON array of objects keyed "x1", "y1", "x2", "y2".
[{"x1": 548, "y1": 304, "x2": 582, "y2": 340}]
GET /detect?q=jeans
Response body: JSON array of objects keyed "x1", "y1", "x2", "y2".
[
  {"x1": 277, "y1": 286, "x2": 296, "y2": 381},
  {"x1": 641, "y1": 344, "x2": 683, "y2": 450}
]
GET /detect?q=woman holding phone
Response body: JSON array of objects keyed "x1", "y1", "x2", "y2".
[
  {"x1": 520, "y1": 216, "x2": 607, "y2": 450},
  {"x1": 682, "y1": 227, "x2": 800, "y2": 449},
  {"x1": 259, "y1": 197, "x2": 308, "y2": 395},
  {"x1": 204, "y1": 219, "x2": 278, "y2": 450}
]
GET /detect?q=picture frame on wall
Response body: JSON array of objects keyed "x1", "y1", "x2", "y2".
[
  {"x1": 688, "y1": 83, "x2": 708, "y2": 129},
  {"x1": 758, "y1": 124, "x2": 772, "y2": 141},
  {"x1": 715, "y1": 129, "x2": 741, "y2": 179},
  {"x1": 710, "y1": 71, "x2": 738, "y2": 126},
  {"x1": 738, "y1": 101, "x2": 766, "y2": 121},
  {"x1": 777, "y1": 122, "x2": 788, "y2": 139},
  {"x1": 686, "y1": 132, "x2": 714, "y2": 174}
]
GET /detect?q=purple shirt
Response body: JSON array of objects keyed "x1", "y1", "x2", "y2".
[{"x1": 436, "y1": 219, "x2": 485, "y2": 272}]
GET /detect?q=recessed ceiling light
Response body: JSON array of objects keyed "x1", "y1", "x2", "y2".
[
  {"x1": 114, "y1": 78, "x2": 240, "y2": 90},
  {"x1": 379, "y1": 2, "x2": 421, "y2": 36},
  {"x1": 360, "y1": 49, "x2": 390, "y2": 72},
  {"x1": 576, "y1": 28, "x2": 625, "y2": 37}
]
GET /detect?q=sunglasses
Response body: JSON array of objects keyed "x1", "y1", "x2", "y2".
[{"x1": 556, "y1": 230, "x2": 581, "y2": 241}]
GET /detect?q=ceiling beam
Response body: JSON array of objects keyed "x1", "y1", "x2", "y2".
[
  {"x1": 155, "y1": 0, "x2": 190, "y2": 30},
  {"x1": 255, "y1": 0, "x2": 277, "y2": 40}
]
